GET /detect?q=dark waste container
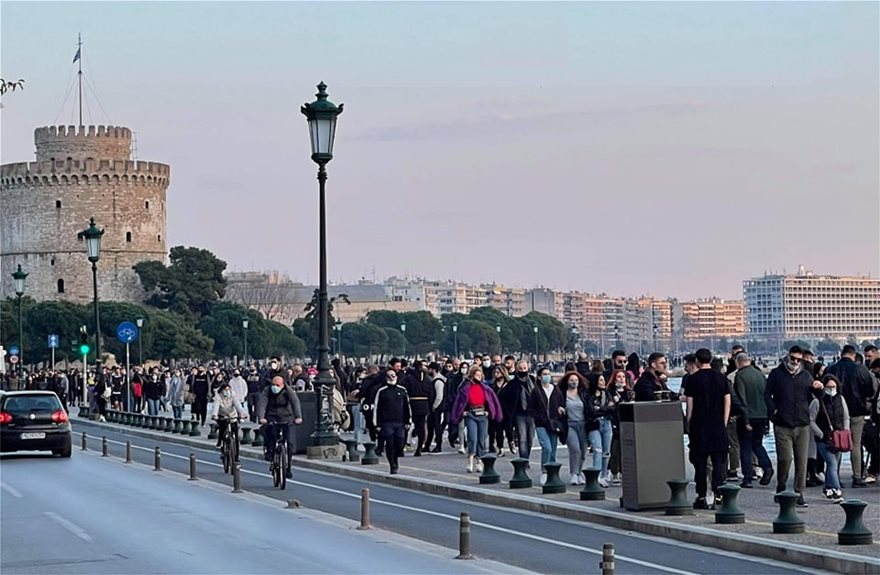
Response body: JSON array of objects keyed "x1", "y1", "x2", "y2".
[{"x1": 293, "y1": 391, "x2": 317, "y2": 454}]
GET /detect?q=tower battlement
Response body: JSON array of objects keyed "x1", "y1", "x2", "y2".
[
  {"x1": 1, "y1": 159, "x2": 170, "y2": 188},
  {"x1": 34, "y1": 124, "x2": 133, "y2": 162}
]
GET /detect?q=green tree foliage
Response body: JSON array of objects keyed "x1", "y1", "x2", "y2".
[
  {"x1": 133, "y1": 246, "x2": 227, "y2": 321},
  {"x1": 202, "y1": 302, "x2": 305, "y2": 360},
  {"x1": 339, "y1": 322, "x2": 388, "y2": 357},
  {"x1": 816, "y1": 338, "x2": 841, "y2": 354}
]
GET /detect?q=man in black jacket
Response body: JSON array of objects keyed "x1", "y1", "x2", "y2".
[
  {"x1": 765, "y1": 346, "x2": 823, "y2": 506},
  {"x1": 257, "y1": 376, "x2": 303, "y2": 477},
  {"x1": 404, "y1": 360, "x2": 433, "y2": 456},
  {"x1": 373, "y1": 368, "x2": 412, "y2": 474},
  {"x1": 827, "y1": 345, "x2": 876, "y2": 487},
  {"x1": 634, "y1": 353, "x2": 678, "y2": 402}
]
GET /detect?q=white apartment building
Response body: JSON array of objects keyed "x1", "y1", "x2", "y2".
[{"x1": 743, "y1": 267, "x2": 880, "y2": 341}]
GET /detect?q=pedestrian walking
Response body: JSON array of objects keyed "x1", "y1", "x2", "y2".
[
  {"x1": 529, "y1": 366, "x2": 565, "y2": 486},
  {"x1": 450, "y1": 366, "x2": 503, "y2": 474},
  {"x1": 810, "y1": 374, "x2": 850, "y2": 503},
  {"x1": 560, "y1": 371, "x2": 589, "y2": 485},
  {"x1": 372, "y1": 368, "x2": 412, "y2": 475},
  {"x1": 191, "y1": 366, "x2": 211, "y2": 426},
  {"x1": 732, "y1": 352, "x2": 774, "y2": 488},
  {"x1": 509, "y1": 360, "x2": 536, "y2": 459},
  {"x1": 586, "y1": 373, "x2": 616, "y2": 487},
  {"x1": 826, "y1": 345, "x2": 876, "y2": 487}
]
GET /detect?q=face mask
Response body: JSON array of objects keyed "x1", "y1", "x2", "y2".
[
  {"x1": 387, "y1": 377, "x2": 397, "y2": 385},
  {"x1": 825, "y1": 388, "x2": 837, "y2": 397},
  {"x1": 271, "y1": 385, "x2": 283, "y2": 395},
  {"x1": 221, "y1": 390, "x2": 231, "y2": 398},
  {"x1": 460, "y1": 368, "x2": 468, "y2": 375},
  {"x1": 270, "y1": 363, "x2": 278, "y2": 370},
  {"x1": 516, "y1": 370, "x2": 528, "y2": 378},
  {"x1": 541, "y1": 374, "x2": 551, "y2": 385},
  {"x1": 482, "y1": 360, "x2": 491, "y2": 368},
  {"x1": 616, "y1": 382, "x2": 625, "y2": 389},
  {"x1": 567, "y1": 380, "x2": 578, "y2": 389}
]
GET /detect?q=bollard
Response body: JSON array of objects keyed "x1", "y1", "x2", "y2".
[
  {"x1": 241, "y1": 427, "x2": 254, "y2": 446},
  {"x1": 479, "y1": 454, "x2": 500, "y2": 484},
  {"x1": 101, "y1": 436, "x2": 108, "y2": 457},
  {"x1": 125, "y1": 441, "x2": 132, "y2": 463},
  {"x1": 134, "y1": 413, "x2": 143, "y2": 428},
  {"x1": 106, "y1": 410, "x2": 114, "y2": 423},
  {"x1": 164, "y1": 417, "x2": 174, "y2": 433},
  {"x1": 189, "y1": 419, "x2": 201, "y2": 437},
  {"x1": 772, "y1": 491, "x2": 805, "y2": 534},
  {"x1": 838, "y1": 500, "x2": 873, "y2": 545},
  {"x1": 252, "y1": 428, "x2": 264, "y2": 447},
  {"x1": 455, "y1": 512, "x2": 474, "y2": 560},
  {"x1": 580, "y1": 468, "x2": 606, "y2": 501},
  {"x1": 542, "y1": 462, "x2": 566, "y2": 494},
  {"x1": 361, "y1": 441, "x2": 379, "y2": 465},
  {"x1": 145, "y1": 415, "x2": 154, "y2": 430},
  {"x1": 715, "y1": 484, "x2": 745, "y2": 524},
  {"x1": 208, "y1": 422, "x2": 218, "y2": 440},
  {"x1": 665, "y1": 479, "x2": 693, "y2": 516},
  {"x1": 81, "y1": 432, "x2": 87, "y2": 451},
  {"x1": 153, "y1": 447, "x2": 162, "y2": 471},
  {"x1": 188, "y1": 453, "x2": 198, "y2": 481},
  {"x1": 172, "y1": 419, "x2": 182, "y2": 434},
  {"x1": 342, "y1": 438, "x2": 360, "y2": 463},
  {"x1": 509, "y1": 458, "x2": 533, "y2": 489},
  {"x1": 231, "y1": 462, "x2": 242, "y2": 493},
  {"x1": 120, "y1": 412, "x2": 129, "y2": 425},
  {"x1": 179, "y1": 419, "x2": 191, "y2": 435},
  {"x1": 357, "y1": 488, "x2": 371, "y2": 530},
  {"x1": 600, "y1": 543, "x2": 615, "y2": 575}
]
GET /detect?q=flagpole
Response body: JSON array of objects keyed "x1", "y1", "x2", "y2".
[{"x1": 77, "y1": 33, "x2": 83, "y2": 127}]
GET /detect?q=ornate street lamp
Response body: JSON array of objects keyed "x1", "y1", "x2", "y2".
[
  {"x1": 335, "y1": 320, "x2": 343, "y2": 355},
  {"x1": 452, "y1": 322, "x2": 459, "y2": 358},
  {"x1": 78, "y1": 218, "x2": 104, "y2": 383},
  {"x1": 533, "y1": 325, "x2": 539, "y2": 362},
  {"x1": 401, "y1": 323, "x2": 407, "y2": 358},
  {"x1": 496, "y1": 325, "x2": 502, "y2": 353},
  {"x1": 12, "y1": 264, "x2": 27, "y2": 374},
  {"x1": 301, "y1": 82, "x2": 343, "y2": 451},
  {"x1": 136, "y1": 317, "x2": 144, "y2": 364},
  {"x1": 242, "y1": 319, "x2": 249, "y2": 366}
]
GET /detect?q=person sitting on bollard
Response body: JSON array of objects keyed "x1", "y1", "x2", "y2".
[
  {"x1": 212, "y1": 382, "x2": 247, "y2": 451},
  {"x1": 529, "y1": 366, "x2": 566, "y2": 486},
  {"x1": 450, "y1": 366, "x2": 503, "y2": 474},
  {"x1": 809, "y1": 374, "x2": 850, "y2": 504},
  {"x1": 257, "y1": 376, "x2": 303, "y2": 477},
  {"x1": 372, "y1": 368, "x2": 412, "y2": 475}
]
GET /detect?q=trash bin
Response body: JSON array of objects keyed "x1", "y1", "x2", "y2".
[
  {"x1": 293, "y1": 391, "x2": 317, "y2": 455},
  {"x1": 619, "y1": 400, "x2": 686, "y2": 511}
]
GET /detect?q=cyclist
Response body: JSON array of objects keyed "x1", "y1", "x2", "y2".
[
  {"x1": 212, "y1": 382, "x2": 247, "y2": 452},
  {"x1": 257, "y1": 376, "x2": 303, "y2": 478}
]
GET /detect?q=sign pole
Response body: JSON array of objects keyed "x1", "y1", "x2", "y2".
[
  {"x1": 51, "y1": 347, "x2": 55, "y2": 370},
  {"x1": 126, "y1": 342, "x2": 131, "y2": 411},
  {"x1": 82, "y1": 351, "x2": 88, "y2": 407}
]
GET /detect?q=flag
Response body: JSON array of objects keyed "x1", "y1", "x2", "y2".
[{"x1": 72, "y1": 47, "x2": 81, "y2": 63}]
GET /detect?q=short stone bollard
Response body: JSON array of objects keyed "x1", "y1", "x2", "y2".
[
  {"x1": 838, "y1": 500, "x2": 873, "y2": 545},
  {"x1": 715, "y1": 484, "x2": 745, "y2": 524},
  {"x1": 163, "y1": 417, "x2": 173, "y2": 432},
  {"x1": 81, "y1": 432, "x2": 87, "y2": 451},
  {"x1": 101, "y1": 436, "x2": 108, "y2": 457},
  {"x1": 361, "y1": 441, "x2": 379, "y2": 465},
  {"x1": 357, "y1": 488, "x2": 371, "y2": 530},
  {"x1": 172, "y1": 419, "x2": 182, "y2": 434},
  {"x1": 107, "y1": 410, "x2": 116, "y2": 423},
  {"x1": 341, "y1": 438, "x2": 360, "y2": 462},
  {"x1": 148, "y1": 416, "x2": 159, "y2": 430},
  {"x1": 153, "y1": 447, "x2": 162, "y2": 471},
  {"x1": 179, "y1": 419, "x2": 192, "y2": 435},
  {"x1": 188, "y1": 453, "x2": 198, "y2": 480},
  {"x1": 665, "y1": 479, "x2": 692, "y2": 516},
  {"x1": 479, "y1": 454, "x2": 500, "y2": 484},
  {"x1": 241, "y1": 427, "x2": 254, "y2": 446},
  {"x1": 207, "y1": 423, "x2": 219, "y2": 440},
  {"x1": 542, "y1": 462, "x2": 566, "y2": 494},
  {"x1": 509, "y1": 458, "x2": 533, "y2": 489},
  {"x1": 580, "y1": 468, "x2": 605, "y2": 501},
  {"x1": 252, "y1": 428, "x2": 264, "y2": 447},
  {"x1": 772, "y1": 491, "x2": 805, "y2": 534},
  {"x1": 189, "y1": 419, "x2": 201, "y2": 437},
  {"x1": 456, "y1": 512, "x2": 474, "y2": 560},
  {"x1": 121, "y1": 412, "x2": 130, "y2": 425}
]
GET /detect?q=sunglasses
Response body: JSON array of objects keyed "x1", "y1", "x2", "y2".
[{"x1": 790, "y1": 357, "x2": 803, "y2": 363}]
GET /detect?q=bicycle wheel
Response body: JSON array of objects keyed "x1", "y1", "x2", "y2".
[
  {"x1": 279, "y1": 442, "x2": 288, "y2": 490},
  {"x1": 222, "y1": 437, "x2": 230, "y2": 474},
  {"x1": 273, "y1": 447, "x2": 282, "y2": 488}
]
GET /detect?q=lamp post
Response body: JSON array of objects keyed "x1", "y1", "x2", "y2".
[
  {"x1": 136, "y1": 317, "x2": 144, "y2": 365},
  {"x1": 496, "y1": 325, "x2": 502, "y2": 353},
  {"x1": 452, "y1": 323, "x2": 458, "y2": 358},
  {"x1": 302, "y1": 82, "x2": 343, "y2": 450},
  {"x1": 334, "y1": 320, "x2": 342, "y2": 355},
  {"x1": 242, "y1": 319, "x2": 249, "y2": 367},
  {"x1": 652, "y1": 323, "x2": 659, "y2": 352},
  {"x1": 533, "y1": 325, "x2": 539, "y2": 362},
  {"x1": 12, "y1": 264, "x2": 27, "y2": 375},
  {"x1": 401, "y1": 323, "x2": 407, "y2": 358},
  {"x1": 79, "y1": 218, "x2": 104, "y2": 385}
]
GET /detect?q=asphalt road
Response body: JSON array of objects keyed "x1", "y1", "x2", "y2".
[
  {"x1": 0, "y1": 451, "x2": 524, "y2": 575},
  {"x1": 8, "y1": 423, "x2": 836, "y2": 575}
]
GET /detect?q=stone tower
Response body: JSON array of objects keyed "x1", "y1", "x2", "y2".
[{"x1": 0, "y1": 125, "x2": 170, "y2": 303}]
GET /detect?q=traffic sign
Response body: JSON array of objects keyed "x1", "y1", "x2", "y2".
[
  {"x1": 48, "y1": 334, "x2": 59, "y2": 349},
  {"x1": 8, "y1": 345, "x2": 19, "y2": 356},
  {"x1": 116, "y1": 321, "x2": 139, "y2": 344},
  {"x1": 9, "y1": 355, "x2": 19, "y2": 364}
]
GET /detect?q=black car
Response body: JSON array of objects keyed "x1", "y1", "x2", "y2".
[{"x1": 0, "y1": 391, "x2": 72, "y2": 457}]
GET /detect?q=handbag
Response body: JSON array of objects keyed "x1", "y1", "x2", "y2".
[
  {"x1": 102, "y1": 383, "x2": 112, "y2": 400},
  {"x1": 830, "y1": 429, "x2": 852, "y2": 453}
]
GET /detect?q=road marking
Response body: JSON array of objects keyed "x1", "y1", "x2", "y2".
[
  {"x1": 1, "y1": 482, "x2": 23, "y2": 498},
  {"x1": 45, "y1": 512, "x2": 93, "y2": 542}
]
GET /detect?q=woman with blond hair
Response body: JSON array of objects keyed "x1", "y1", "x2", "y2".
[{"x1": 450, "y1": 366, "x2": 503, "y2": 473}]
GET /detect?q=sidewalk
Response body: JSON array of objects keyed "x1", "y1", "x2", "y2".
[{"x1": 75, "y1": 410, "x2": 880, "y2": 575}]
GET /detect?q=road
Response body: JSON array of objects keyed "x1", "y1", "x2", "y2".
[
  {"x1": 0, "y1": 423, "x2": 836, "y2": 575},
  {"x1": 0, "y1": 451, "x2": 523, "y2": 575}
]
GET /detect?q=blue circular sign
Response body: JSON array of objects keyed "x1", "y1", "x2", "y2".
[
  {"x1": 116, "y1": 321, "x2": 139, "y2": 344},
  {"x1": 8, "y1": 345, "x2": 20, "y2": 356}
]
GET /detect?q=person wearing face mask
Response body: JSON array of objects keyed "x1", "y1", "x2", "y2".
[
  {"x1": 372, "y1": 369, "x2": 412, "y2": 474},
  {"x1": 245, "y1": 367, "x2": 262, "y2": 422},
  {"x1": 490, "y1": 366, "x2": 516, "y2": 457},
  {"x1": 443, "y1": 362, "x2": 468, "y2": 450},
  {"x1": 212, "y1": 382, "x2": 248, "y2": 449},
  {"x1": 607, "y1": 369, "x2": 631, "y2": 484},
  {"x1": 765, "y1": 346, "x2": 825, "y2": 507},
  {"x1": 257, "y1": 376, "x2": 303, "y2": 476},
  {"x1": 166, "y1": 370, "x2": 185, "y2": 420},
  {"x1": 809, "y1": 374, "x2": 850, "y2": 503},
  {"x1": 144, "y1": 370, "x2": 165, "y2": 416},
  {"x1": 262, "y1": 357, "x2": 286, "y2": 390},
  {"x1": 559, "y1": 371, "x2": 590, "y2": 485},
  {"x1": 587, "y1": 373, "x2": 617, "y2": 487},
  {"x1": 509, "y1": 360, "x2": 536, "y2": 459},
  {"x1": 228, "y1": 369, "x2": 248, "y2": 411},
  {"x1": 528, "y1": 367, "x2": 566, "y2": 485},
  {"x1": 191, "y1": 366, "x2": 211, "y2": 426},
  {"x1": 450, "y1": 366, "x2": 503, "y2": 474}
]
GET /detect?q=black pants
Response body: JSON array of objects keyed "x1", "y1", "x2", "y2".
[
  {"x1": 424, "y1": 411, "x2": 444, "y2": 449},
  {"x1": 264, "y1": 422, "x2": 295, "y2": 463},
  {"x1": 380, "y1": 422, "x2": 405, "y2": 471},
  {"x1": 490, "y1": 418, "x2": 514, "y2": 452},
  {"x1": 411, "y1": 413, "x2": 428, "y2": 452},
  {"x1": 247, "y1": 393, "x2": 260, "y2": 422},
  {"x1": 692, "y1": 449, "x2": 727, "y2": 498},
  {"x1": 216, "y1": 420, "x2": 239, "y2": 459},
  {"x1": 446, "y1": 411, "x2": 459, "y2": 445}
]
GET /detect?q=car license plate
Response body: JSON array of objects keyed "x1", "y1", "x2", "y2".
[{"x1": 21, "y1": 432, "x2": 46, "y2": 440}]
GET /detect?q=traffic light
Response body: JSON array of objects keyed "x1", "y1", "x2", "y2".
[{"x1": 79, "y1": 343, "x2": 90, "y2": 355}]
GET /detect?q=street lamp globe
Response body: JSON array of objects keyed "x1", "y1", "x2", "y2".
[
  {"x1": 80, "y1": 217, "x2": 104, "y2": 263},
  {"x1": 242, "y1": 319, "x2": 249, "y2": 330},
  {"x1": 136, "y1": 318, "x2": 144, "y2": 329},
  {"x1": 12, "y1": 264, "x2": 28, "y2": 296},
  {"x1": 401, "y1": 323, "x2": 406, "y2": 333},
  {"x1": 301, "y1": 82, "x2": 343, "y2": 165},
  {"x1": 533, "y1": 325, "x2": 539, "y2": 334},
  {"x1": 452, "y1": 323, "x2": 458, "y2": 332}
]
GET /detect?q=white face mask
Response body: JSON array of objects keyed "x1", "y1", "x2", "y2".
[
  {"x1": 460, "y1": 368, "x2": 468, "y2": 375},
  {"x1": 482, "y1": 360, "x2": 491, "y2": 368},
  {"x1": 825, "y1": 388, "x2": 837, "y2": 397}
]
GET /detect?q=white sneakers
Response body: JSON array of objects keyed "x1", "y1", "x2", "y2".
[
  {"x1": 540, "y1": 472, "x2": 548, "y2": 486},
  {"x1": 475, "y1": 459, "x2": 484, "y2": 473},
  {"x1": 458, "y1": 446, "x2": 466, "y2": 455},
  {"x1": 570, "y1": 474, "x2": 580, "y2": 485},
  {"x1": 466, "y1": 460, "x2": 474, "y2": 473}
]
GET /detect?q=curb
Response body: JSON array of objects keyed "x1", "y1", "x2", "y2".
[{"x1": 73, "y1": 417, "x2": 879, "y2": 575}]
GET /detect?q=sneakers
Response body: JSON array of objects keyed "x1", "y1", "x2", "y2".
[
  {"x1": 852, "y1": 478, "x2": 867, "y2": 488},
  {"x1": 579, "y1": 473, "x2": 586, "y2": 485},
  {"x1": 570, "y1": 474, "x2": 580, "y2": 486},
  {"x1": 866, "y1": 474, "x2": 877, "y2": 484},
  {"x1": 796, "y1": 494, "x2": 809, "y2": 508},
  {"x1": 693, "y1": 497, "x2": 709, "y2": 510},
  {"x1": 611, "y1": 473, "x2": 621, "y2": 485},
  {"x1": 740, "y1": 481, "x2": 753, "y2": 488},
  {"x1": 759, "y1": 467, "x2": 774, "y2": 486},
  {"x1": 832, "y1": 489, "x2": 844, "y2": 504},
  {"x1": 497, "y1": 448, "x2": 506, "y2": 458},
  {"x1": 458, "y1": 446, "x2": 466, "y2": 455},
  {"x1": 430, "y1": 446, "x2": 442, "y2": 453},
  {"x1": 540, "y1": 472, "x2": 548, "y2": 486},
  {"x1": 806, "y1": 476, "x2": 823, "y2": 488},
  {"x1": 475, "y1": 460, "x2": 484, "y2": 473},
  {"x1": 824, "y1": 488, "x2": 834, "y2": 500},
  {"x1": 466, "y1": 460, "x2": 474, "y2": 473},
  {"x1": 598, "y1": 476, "x2": 609, "y2": 488}
]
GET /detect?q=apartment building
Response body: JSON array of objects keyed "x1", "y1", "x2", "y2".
[{"x1": 680, "y1": 297, "x2": 746, "y2": 341}]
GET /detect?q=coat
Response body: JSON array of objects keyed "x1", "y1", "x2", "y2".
[
  {"x1": 449, "y1": 380, "x2": 503, "y2": 425},
  {"x1": 166, "y1": 376, "x2": 185, "y2": 407}
]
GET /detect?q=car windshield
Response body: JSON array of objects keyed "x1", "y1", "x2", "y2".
[{"x1": 3, "y1": 396, "x2": 62, "y2": 415}]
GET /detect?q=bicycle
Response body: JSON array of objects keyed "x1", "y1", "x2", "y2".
[
  {"x1": 218, "y1": 417, "x2": 241, "y2": 474},
  {"x1": 266, "y1": 422, "x2": 292, "y2": 490}
]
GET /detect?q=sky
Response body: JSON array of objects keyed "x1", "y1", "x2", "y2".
[{"x1": 1, "y1": 1, "x2": 878, "y2": 301}]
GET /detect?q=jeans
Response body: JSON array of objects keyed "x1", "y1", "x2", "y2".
[
  {"x1": 351, "y1": 403, "x2": 366, "y2": 444},
  {"x1": 147, "y1": 398, "x2": 161, "y2": 416},
  {"x1": 738, "y1": 418, "x2": 773, "y2": 482},
  {"x1": 536, "y1": 426, "x2": 558, "y2": 468},
  {"x1": 465, "y1": 413, "x2": 489, "y2": 457},
  {"x1": 774, "y1": 424, "x2": 810, "y2": 494},
  {"x1": 816, "y1": 439, "x2": 841, "y2": 490},
  {"x1": 514, "y1": 415, "x2": 535, "y2": 458},
  {"x1": 379, "y1": 422, "x2": 405, "y2": 471},
  {"x1": 171, "y1": 405, "x2": 183, "y2": 420},
  {"x1": 566, "y1": 421, "x2": 589, "y2": 477},
  {"x1": 590, "y1": 418, "x2": 612, "y2": 475}
]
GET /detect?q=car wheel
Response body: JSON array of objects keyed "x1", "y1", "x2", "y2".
[{"x1": 56, "y1": 441, "x2": 72, "y2": 458}]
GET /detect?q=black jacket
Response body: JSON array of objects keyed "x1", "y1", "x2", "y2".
[
  {"x1": 404, "y1": 371, "x2": 433, "y2": 417},
  {"x1": 528, "y1": 384, "x2": 565, "y2": 430},
  {"x1": 826, "y1": 358, "x2": 874, "y2": 417},
  {"x1": 634, "y1": 371, "x2": 678, "y2": 402},
  {"x1": 373, "y1": 384, "x2": 412, "y2": 427},
  {"x1": 508, "y1": 374, "x2": 535, "y2": 417},
  {"x1": 765, "y1": 366, "x2": 815, "y2": 428},
  {"x1": 256, "y1": 386, "x2": 303, "y2": 423}
]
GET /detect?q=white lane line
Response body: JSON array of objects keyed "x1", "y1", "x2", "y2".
[
  {"x1": 1, "y1": 482, "x2": 23, "y2": 498},
  {"x1": 45, "y1": 512, "x2": 93, "y2": 542}
]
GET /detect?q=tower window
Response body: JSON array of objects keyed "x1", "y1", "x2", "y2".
[
  {"x1": 50, "y1": 258, "x2": 55, "y2": 266},
  {"x1": 57, "y1": 279, "x2": 65, "y2": 293},
  {"x1": 126, "y1": 232, "x2": 132, "y2": 243},
  {"x1": 145, "y1": 200, "x2": 150, "y2": 209},
  {"x1": 157, "y1": 234, "x2": 162, "y2": 242},
  {"x1": 55, "y1": 200, "x2": 62, "y2": 209}
]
